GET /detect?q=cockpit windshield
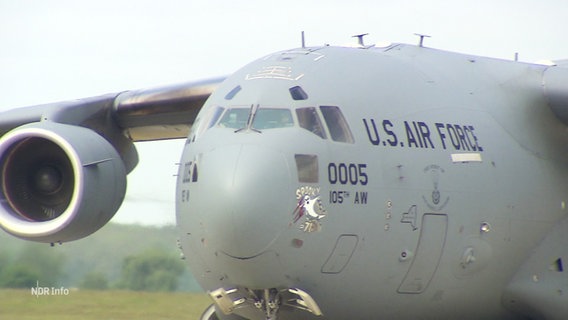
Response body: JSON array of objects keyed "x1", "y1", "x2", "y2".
[
  {"x1": 212, "y1": 105, "x2": 354, "y2": 143},
  {"x1": 253, "y1": 109, "x2": 294, "y2": 129},
  {"x1": 218, "y1": 107, "x2": 294, "y2": 130},
  {"x1": 218, "y1": 108, "x2": 250, "y2": 129}
]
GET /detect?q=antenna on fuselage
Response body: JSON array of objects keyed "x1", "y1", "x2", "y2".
[
  {"x1": 414, "y1": 33, "x2": 431, "y2": 47},
  {"x1": 352, "y1": 33, "x2": 369, "y2": 46}
]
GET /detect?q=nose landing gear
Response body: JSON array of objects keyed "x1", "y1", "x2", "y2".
[{"x1": 206, "y1": 286, "x2": 322, "y2": 320}]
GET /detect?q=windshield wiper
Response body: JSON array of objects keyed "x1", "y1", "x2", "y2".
[{"x1": 235, "y1": 104, "x2": 262, "y2": 133}]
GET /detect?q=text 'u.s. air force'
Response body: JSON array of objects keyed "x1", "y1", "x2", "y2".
[{"x1": 363, "y1": 118, "x2": 483, "y2": 151}]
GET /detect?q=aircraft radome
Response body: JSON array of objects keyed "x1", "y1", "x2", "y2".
[{"x1": 1, "y1": 35, "x2": 568, "y2": 319}]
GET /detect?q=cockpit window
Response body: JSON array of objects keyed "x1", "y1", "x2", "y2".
[
  {"x1": 296, "y1": 107, "x2": 326, "y2": 139},
  {"x1": 218, "y1": 107, "x2": 294, "y2": 130},
  {"x1": 289, "y1": 86, "x2": 308, "y2": 101},
  {"x1": 320, "y1": 106, "x2": 354, "y2": 143},
  {"x1": 218, "y1": 108, "x2": 250, "y2": 129},
  {"x1": 188, "y1": 106, "x2": 224, "y2": 142},
  {"x1": 253, "y1": 109, "x2": 294, "y2": 129},
  {"x1": 224, "y1": 85, "x2": 242, "y2": 100},
  {"x1": 206, "y1": 107, "x2": 225, "y2": 130}
]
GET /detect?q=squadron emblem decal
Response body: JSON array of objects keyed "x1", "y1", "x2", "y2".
[
  {"x1": 422, "y1": 164, "x2": 450, "y2": 211},
  {"x1": 291, "y1": 186, "x2": 327, "y2": 233}
]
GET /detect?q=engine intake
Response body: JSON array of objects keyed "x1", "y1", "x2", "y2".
[{"x1": 0, "y1": 122, "x2": 127, "y2": 243}]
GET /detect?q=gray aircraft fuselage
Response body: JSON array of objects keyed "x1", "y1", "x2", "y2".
[{"x1": 176, "y1": 44, "x2": 568, "y2": 319}]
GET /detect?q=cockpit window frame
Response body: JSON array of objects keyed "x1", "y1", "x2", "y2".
[
  {"x1": 319, "y1": 105, "x2": 355, "y2": 144},
  {"x1": 252, "y1": 108, "x2": 294, "y2": 130},
  {"x1": 208, "y1": 104, "x2": 355, "y2": 144},
  {"x1": 188, "y1": 105, "x2": 225, "y2": 142},
  {"x1": 217, "y1": 107, "x2": 252, "y2": 129},
  {"x1": 296, "y1": 107, "x2": 327, "y2": 139},
  {"x1": 217, "y1": 106, "x2": 294, "y2": 131}
]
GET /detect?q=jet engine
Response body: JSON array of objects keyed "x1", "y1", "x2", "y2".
[{"x1": 0, "y1": 122, "x2": 127, "y2": 243}]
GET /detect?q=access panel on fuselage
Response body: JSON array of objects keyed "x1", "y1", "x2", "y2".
[{"x1": 398, "y1": 213, "x2": 448, "y2": 294}]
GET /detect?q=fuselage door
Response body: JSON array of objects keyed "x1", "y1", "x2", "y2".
[{"x1": 398, "y1": 213, "x2": 448, "y2": 294}]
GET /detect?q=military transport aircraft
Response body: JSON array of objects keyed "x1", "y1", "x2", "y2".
[{"x1": 0, "y1": 36, "x2": 567, "y2": 319}]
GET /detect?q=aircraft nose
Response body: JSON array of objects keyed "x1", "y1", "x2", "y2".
[{"x1": 194, "y1": 144, "x2": 291, "y2": 258}]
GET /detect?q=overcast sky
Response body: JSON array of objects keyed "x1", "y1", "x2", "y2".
[{"x1": 1, "y1": 0, "x2": 568, "y2": 225}]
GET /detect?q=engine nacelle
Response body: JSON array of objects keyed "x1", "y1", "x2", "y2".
[{"x1": 0, "y1": 122, "x2": 127, "y2": 243}]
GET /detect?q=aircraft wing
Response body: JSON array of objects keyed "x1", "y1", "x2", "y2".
[
  {"x1": 0, "y1": 77, "x2": 224, "y2": 243},
  {"x1": 113, "y1": 77, "x2": 225, "y2": 141},
  {"x1": 0, "y1": 77, "x2": 224, "y2": 172}
]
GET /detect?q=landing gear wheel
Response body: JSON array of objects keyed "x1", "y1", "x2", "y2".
[{"x1": 200, "y1": 304, "x2": 219, "y2": 320}]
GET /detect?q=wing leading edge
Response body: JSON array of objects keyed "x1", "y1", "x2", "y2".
[
  {"x1": 0, "y1": 77, "x2": 224, "y2": 172},
  {"x1": 114, "y1": 77, "x2": 225, "y2": 141}
]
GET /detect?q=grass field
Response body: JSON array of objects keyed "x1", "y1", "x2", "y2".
[{"x1": 0, "y1": 289, "x2": 212, "y2": 320}]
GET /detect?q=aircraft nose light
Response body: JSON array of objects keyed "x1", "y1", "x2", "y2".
[{"x1": 197, "y1": 144, "x2": 291, "y2": 258}]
